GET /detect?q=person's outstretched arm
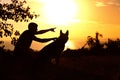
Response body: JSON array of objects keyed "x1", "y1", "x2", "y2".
[
  {"x1": 35, "y1": 27, "x2": 56, "y2": 34},
  {"x1": 34, "y1": 37, "x2": 57, "y2": 43}
]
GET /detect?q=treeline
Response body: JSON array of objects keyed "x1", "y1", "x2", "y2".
[{"x1": 63, "y1": 32, "x2": 120, "y2": 56}]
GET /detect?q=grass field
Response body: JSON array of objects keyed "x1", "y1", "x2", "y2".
[{"x1": 1, "y1": 50, "x2": 120, "y2": 80}]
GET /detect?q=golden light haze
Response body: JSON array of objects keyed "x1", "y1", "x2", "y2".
[{"x1": 1, "y1": 0, "x2": 120, "y2": 50}]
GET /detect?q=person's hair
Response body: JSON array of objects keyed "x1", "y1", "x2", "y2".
[{"x1": 28, "y1": 22, "x2": 38, "y2": 30}]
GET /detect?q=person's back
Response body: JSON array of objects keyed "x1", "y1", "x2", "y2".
[{"x1": 14, "y1": 30, "x2": 35, "y2": 57}]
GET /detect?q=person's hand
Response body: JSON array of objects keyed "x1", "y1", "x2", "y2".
[{"x1": 49, "y1": 27, "x2": 56, "y2": 32}]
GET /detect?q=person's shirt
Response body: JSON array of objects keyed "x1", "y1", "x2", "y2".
[{"x1": 15, "y1": 30, "x2": 36, "y2": 50}]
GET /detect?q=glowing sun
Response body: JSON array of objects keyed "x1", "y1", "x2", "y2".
[{"x1": 43, "y1": 0, "x2": 77, "y2": 25}]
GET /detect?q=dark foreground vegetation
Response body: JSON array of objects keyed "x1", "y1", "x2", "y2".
[{"x1": 1, "y1": 35, "x2": 120, "y2": 80}]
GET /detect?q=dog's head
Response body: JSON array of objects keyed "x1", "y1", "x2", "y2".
[{"x1": 57, "y1": 30, "x2": 69, "y2": 44}]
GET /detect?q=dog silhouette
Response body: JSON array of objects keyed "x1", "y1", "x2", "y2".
[{"x1": 38, "y1": 30, "x2": 69, "y2": 65}]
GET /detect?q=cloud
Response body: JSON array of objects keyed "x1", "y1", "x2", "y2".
[
  {"x1": 107, "y1": 0, "x2": 120, "y2": 6},
  {"x1": 95, "y1": 1, "x2": 107, "y2": 7},
  {"x1": 95, "y1": 0, "x2": 120, "y2": 7}
]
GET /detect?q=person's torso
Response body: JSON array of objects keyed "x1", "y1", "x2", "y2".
[{"x1": 15, "y1": 30, "x2": 35, "y2": 49}]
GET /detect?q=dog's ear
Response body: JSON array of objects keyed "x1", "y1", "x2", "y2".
[
  {"x1": 66, "y1": 30, "x2": 69, "y2": 35},
  {"x1": 60, "y1": 30, "x2": 63, "y2": 35}
]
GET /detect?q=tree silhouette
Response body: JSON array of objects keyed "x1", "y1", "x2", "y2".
[
  {"x1": 85, "y1": 32, "x2": 103, "y2": 50},
  {"x1": 0, "y1": 0, "x2": 39, "y2": 47},
  {"x1": 105, "y1": 38, "x2": 120, "y2": 54}
]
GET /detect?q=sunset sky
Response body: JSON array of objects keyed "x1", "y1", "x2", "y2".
[{"x1": 1, "y1": 0, "x2": 120, "y2": 50}]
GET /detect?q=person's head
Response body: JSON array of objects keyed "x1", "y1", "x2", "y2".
[{"x1": 28, "y1": 22, "x2": 38, "y2": 33}]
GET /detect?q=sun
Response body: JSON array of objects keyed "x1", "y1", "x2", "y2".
[{"x1": 42, "y1": 0, "x2": 77, "y2": 25}]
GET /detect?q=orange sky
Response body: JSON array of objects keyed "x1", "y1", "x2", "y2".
[{"x1": 1, "y1": 0, "x2": 120, "y2": 50}]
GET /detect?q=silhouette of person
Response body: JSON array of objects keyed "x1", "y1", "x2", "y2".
[{"x1": 13, "y1": 22, "x2": 57, "y2": 58}]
